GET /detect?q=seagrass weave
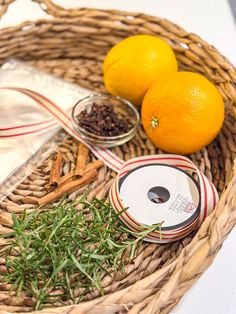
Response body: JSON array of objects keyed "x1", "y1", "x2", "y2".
[{"x1": 0, "y1": 1, "x2": 236, "y2": 313}]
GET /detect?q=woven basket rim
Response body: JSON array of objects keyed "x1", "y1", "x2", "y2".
[{"x1": 1, "y1": 16, "x2": 236, "y2": 74}]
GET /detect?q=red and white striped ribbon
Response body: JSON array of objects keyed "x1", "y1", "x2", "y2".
[
  {"x1": 110, "y1": 154, "x2": 218, "y2": 242},
  {"x1": 0, "y1": 87, "x2": 123, "y2": 172},
  {"x1": 0, "y1": 87, "x2": 218, "y2": 242},
  {"x1": 0, "y1": 118, "x2": 57, "y2": 138}
]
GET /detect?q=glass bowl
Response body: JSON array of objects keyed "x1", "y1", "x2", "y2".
[{"x1": 71, "y1": 94, "x2": 140, "y2": 148}]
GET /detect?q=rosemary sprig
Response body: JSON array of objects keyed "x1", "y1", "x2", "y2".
[{"x1": 0, "y1": 195, "x2": 162, "y2": 310}]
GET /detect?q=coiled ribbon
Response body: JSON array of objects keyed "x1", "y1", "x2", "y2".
[
  {"x1": 0, "y1": 87, "x2": 218, "y2": 242},
  {"x1": 109, "y1": 154, "x2": 218, "y2": 242}
]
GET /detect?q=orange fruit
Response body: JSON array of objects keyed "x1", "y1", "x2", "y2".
[
  {"x1": 103, "y1": 35, "x2": 177, "y2": 106},
  {"x1": 141, "y1": 72, "x2": 224, "y2": 154}
]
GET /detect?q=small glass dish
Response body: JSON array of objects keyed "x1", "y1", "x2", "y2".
[{"x1": 71, "y1": 94, "x2": 140, "y2": 148}]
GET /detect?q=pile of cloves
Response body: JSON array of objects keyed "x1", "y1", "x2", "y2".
[{"x1": 77, "y1": 103, "x2": 133, "y2": 137}]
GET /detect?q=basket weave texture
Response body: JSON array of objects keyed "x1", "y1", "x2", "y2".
[{"x1": 0, "y1": 1, "x2": 236, "y2": 313}]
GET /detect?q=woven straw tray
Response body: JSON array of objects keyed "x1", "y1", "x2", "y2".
[{"x1": 0, "y1": 1, "x2": 236, "y2": 313}]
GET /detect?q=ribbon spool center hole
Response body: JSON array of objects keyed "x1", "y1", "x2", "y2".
[{"x1": 147, "y1": 186, "x2": 170, "y2": 204}]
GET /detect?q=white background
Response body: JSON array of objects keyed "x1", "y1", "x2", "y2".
[{"x1": 1, "y1": 1, "x2": 236, "y2": 313}]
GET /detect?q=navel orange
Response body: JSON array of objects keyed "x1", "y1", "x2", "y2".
[
  {"x1": 103, "y1": 35, "x2": 177, "y2": 106},
  {"x1": 141, "y1": 72, "x2": 224, "y2": 154}
]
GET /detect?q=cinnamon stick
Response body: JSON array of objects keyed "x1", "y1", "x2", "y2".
[
  {"x1": 48, "y1": 151, "x2": 62, "y2": 190},
  {"x1": 58, "y1": 160, "x2": 104, "y2": 186},
  {"x1": 84, "y1": 160, "x2": 104, "y2": 174},
  {"x1": 75, "y1": 143, "x2": 89, "y2": 177},
  {"x1": 38, "y1": 170, "x2": 97, "y2": 206},
  {"x1": 58, "y1": 172, "x2": 74, "y2": 186}
]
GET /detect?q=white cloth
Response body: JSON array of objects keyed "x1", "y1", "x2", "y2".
[{"x1": 0, "y1": 59, "x2": 90, "y2": 187}]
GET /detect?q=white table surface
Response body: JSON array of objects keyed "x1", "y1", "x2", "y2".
[{"x1": 1, "y1": 1, "x2": 236, "y2": 313}]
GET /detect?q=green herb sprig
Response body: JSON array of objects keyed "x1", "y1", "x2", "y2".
[{"x1": 0, "y1": 195, "x2": 162, "y2": 310}]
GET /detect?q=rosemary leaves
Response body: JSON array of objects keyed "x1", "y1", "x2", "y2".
[{"x1": 0, "y1": 195, "x2": 162, "y2": 310}]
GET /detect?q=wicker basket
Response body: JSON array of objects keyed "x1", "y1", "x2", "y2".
[{"x1": 0, "y1": 1, "x2": 236, "y2": 313}]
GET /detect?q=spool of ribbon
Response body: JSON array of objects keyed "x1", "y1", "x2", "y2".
[
  {"x1": 109, "y1": 155, "x2": 218, "y2": 243},
  {"x1": 0, "y1": 87, "x2": 218, "y2": 242}
]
